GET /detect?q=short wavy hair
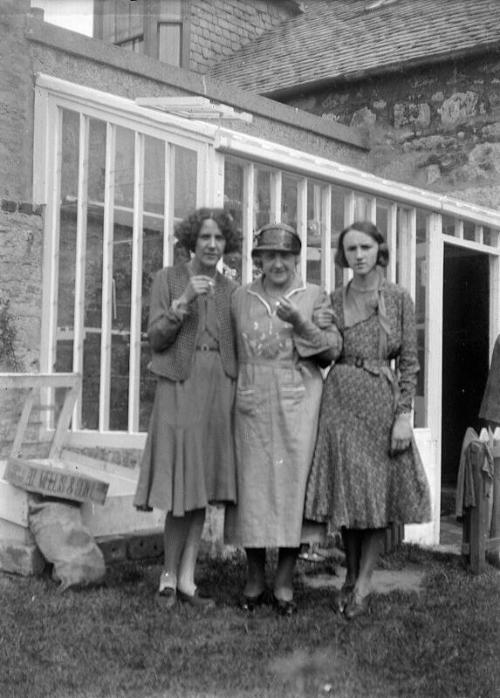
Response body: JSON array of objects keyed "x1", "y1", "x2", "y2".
[
  {"x1": 174, "y1": 207, "x2": 240, "y2": 254},
  {"x1": 335, "y1": 220, "x2": 389, "y2": 268}
]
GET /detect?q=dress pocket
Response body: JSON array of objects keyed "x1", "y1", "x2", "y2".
[
  {"x1": 236, "y1": 387, "x2": 258, "y2": 416},
  {"x1": 280, "y1": 384, "x2": 306, "y2": 407}
]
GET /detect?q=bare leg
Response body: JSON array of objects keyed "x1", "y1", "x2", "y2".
[
  {"x1": 274, "y1": 547, "x2": 299, "y2": 601},
  {"x1": 162, "y1": 511, "x2": 192, "y2": 589},
  {"x1": 177, "y1": 508, "x2": 206, "y2": 595},
  {"x1": 244, "y1": 547, "x2": 266, "y2": 597}
]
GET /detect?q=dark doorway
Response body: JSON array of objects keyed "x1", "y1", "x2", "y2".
[{"x1": 441, "y1": 245, "x2": 490, "y2": 490}]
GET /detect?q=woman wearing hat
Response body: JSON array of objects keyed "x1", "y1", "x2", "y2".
[
  {"x1": 224, "y1": 223, "x2": 342, "y2": 615},
  {"x1": 134, "y1": 207, "x2": 240, "y2": 609}
]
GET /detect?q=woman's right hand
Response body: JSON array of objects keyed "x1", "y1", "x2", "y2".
[
  {"x1": 313, "y1": 307, "x2": 335, "y2": 329},
  {"x1": 179, "y1": 275, "x2": 215, "y2": 304}
]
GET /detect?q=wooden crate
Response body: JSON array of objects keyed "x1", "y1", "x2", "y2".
[{"x1": 1, "y1": 373, "x2": 109, "y2": 506}]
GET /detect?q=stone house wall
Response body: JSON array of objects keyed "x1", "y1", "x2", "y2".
[{"x1": 284, "y1": 51, "x2": 500, "y2": 211}]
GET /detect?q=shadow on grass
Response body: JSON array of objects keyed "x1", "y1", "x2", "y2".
[{"x1": 1, "y1": 546, "x2": 499, "y2": 698}]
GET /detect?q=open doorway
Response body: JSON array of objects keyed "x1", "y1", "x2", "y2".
[{"x1": 441, "y1": 244, "x2": 490, "y2": 513}]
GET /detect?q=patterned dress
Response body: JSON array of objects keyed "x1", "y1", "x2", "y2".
[{"x1": 305, "y1": 279, "x2": 431, "y2": 529}]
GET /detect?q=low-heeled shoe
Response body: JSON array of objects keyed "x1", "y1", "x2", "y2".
[
  {"x1": 157, "y1": 586, "x2": 176, "y2": 609},
  {"x1": 343, "y1": 593, "x2": 369, "y2": 620},
  {"x1": 239, "y1": 590, "x2": 267, "y2": 612},
  {"x1": 273, "y1": 595, "x2": 297, "y2": 617},
  {"x1": 177, "y1": 588, "x2": 215, "y2": 609}
]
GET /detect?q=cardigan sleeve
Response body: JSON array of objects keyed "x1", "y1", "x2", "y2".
[
  {"x1": 293, "y1": 288, "x2": 342, "y2": 363},
  {"x1": 395, "y1": 289, "x2": 420, "y2": 415},
  {"x1": 147, "y1": 269, "x2": 185, "y2": 353}
]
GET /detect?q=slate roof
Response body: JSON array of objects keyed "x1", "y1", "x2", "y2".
[{"x1": 207, "y1": 0, "x2": 500, "y2": 97}]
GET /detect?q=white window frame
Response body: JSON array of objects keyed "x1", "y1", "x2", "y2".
[{"x1": 34, "y1": 76, "x2": 500, "y2": 526}]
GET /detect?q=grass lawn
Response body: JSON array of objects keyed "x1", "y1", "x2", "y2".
[{"x1": 1, "y1": 545, "x2": 499, "y2": 698}]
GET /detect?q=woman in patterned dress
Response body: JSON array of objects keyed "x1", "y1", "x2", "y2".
[
  {"x1": 134, "y1": 208, "x2": 239, "y2": 609},
  {"x1": 225, "y1": 223, "x2": 342, "y2": 615},
  {"x1": 305, "y1": 221, "x2": 431, "y2": 620}
]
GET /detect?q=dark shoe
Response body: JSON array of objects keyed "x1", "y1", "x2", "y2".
[
  {"x1": 343, "y1": 592, "x2": 369, "y2": 620},
  {"x1": 239, "y1": 590, "x2": 267, "y2": 612},
  {"x1": 273, "y1": 595, "x2": 297, "y2": 617},
  {"x1": 332, "y1": 583, "x2": 354, "y2": 614},
  {"x1": 177, "y1": 588, "x2": 215, "y2": 609},
  {"x1": 157, "y1": 586, "x2": 176, "y2": 609}
]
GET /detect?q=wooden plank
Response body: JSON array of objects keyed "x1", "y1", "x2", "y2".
[
  {"x1": 0, "y1": 373, "x2": 79, "y2": 389},
  {"x1": 4, "y1": 457, "x2": 109, "y2": 505},
  {"x1": 10, "y1": 387, "x2": 37, "y2": 458},
  {"x1": 48, "y1": 382, "x2": 80, "y2": 458},
  {"x1": 81, "y1": 494, "x2": 164, "y2": 536}
]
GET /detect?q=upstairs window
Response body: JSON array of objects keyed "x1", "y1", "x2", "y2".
[{"x1": 94, "y1": 0, "x2": 188, "y2": 67}]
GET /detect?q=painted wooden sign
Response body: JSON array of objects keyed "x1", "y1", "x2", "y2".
[{"x1": 4, "y1": 457, "x2": 109, "y2": 505}]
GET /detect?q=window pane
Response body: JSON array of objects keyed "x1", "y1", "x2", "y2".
[
  {"x1": 223, "y1": 156, "x2": 244, "y2": 283},
  {"x1": 306, "y1": 181, "x2": 322, "y2": 285},
  {"x1": 330, "y1": 185, "x2": 350, "y2": 289},
  {"x1": 255, "y1": 168, "x2": 271, "y2": 229},
  {"x1": 173, "y1": 145, "x2": 197, "y2": 220},
  {"x1": 140, "y1": 137, "x2": 166, "y2": 431},
  {"x1": 82, "y1": 118, "x2": 107, "y2": 429},
  {"x1": 109, "y1": 127, "x2": 135, "y2": 430},
  {"x1": 158, "y1": 23, "x2": 181, "y2": 66},
  {"x1": 56, "y1": 109, "x2": 80, "y2": 378},
  {"x1": 282, "y1": 174, "x2": 299, "y2": 228}
]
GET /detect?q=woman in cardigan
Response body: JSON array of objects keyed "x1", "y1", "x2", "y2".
[
  {"x1": 225, "y1": 223, "x2": 341, "y2": 615},
  {"x1": 134, "y1": 207, "x2": 240, "y2": 609},
  {"x1": 305, "y1": 221, "x2": 431, "y2": 619}
]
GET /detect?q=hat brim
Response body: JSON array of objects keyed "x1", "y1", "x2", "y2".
[{"x1": 251, "y1": 245, "x2": 300, "y2": 257}]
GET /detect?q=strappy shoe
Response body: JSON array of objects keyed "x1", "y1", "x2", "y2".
[
  {"x1": 157, "y1": 571, "x2": 177, "y2": 609},
  {"x1": 157, "y1": 586, "x2": 176, "y2": 609}
]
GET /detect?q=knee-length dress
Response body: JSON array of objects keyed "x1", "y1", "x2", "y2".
[
  {"x1": 224, "y1": 277, "x2": 341, "y2": 548},
  {"x1": 305, "y1": 279, "x2": 431, "y2": 529},
  {"x1": 134, "y1": 264, "x2": 237, "y2": 516}
]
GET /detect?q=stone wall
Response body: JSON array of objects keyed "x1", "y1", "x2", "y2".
[
  {"x1": 188, "y1": 0, "x2": 299, "y2": 73},
  {"x1": 285, "y1": 52, "x2": 500, "y2": 210},
  {"x1": 0, "y1": 1, "x2": 35, "y2": 201}
]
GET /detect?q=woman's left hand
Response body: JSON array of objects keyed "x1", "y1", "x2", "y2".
[
  {"x1": 390, "y1": 413, "x2": 412, "y2": 455},
  {"x1": 276, "y1": 297, "x2": 304, "y2": 326}
]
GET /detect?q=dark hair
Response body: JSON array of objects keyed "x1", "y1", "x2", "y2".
[
  {"x1": 174, "y1": 207, "x2": 240, "y2": 254},
  {"x1": 335, "y1": 220, "x2": 389, "y2": 268}
]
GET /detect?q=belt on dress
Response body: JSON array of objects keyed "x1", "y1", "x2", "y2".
[
  {"x1": 338, "y1": 356, "x2": 390, "y2": 372},
  {"x1": 337, "y1": 356, "x2": 400, "y2": 413},
  {"x1": 196, "y1": 343, "x2": 219, "y2": 352}
]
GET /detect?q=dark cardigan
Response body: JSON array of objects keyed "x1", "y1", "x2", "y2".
[{"x1": 147, "y1": 264, "x2": 238, "y2": 381}]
